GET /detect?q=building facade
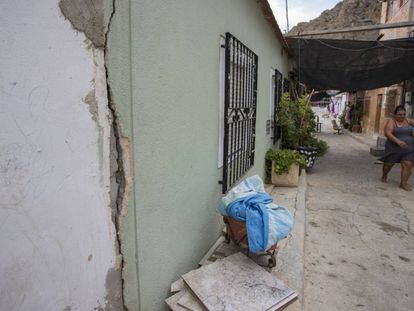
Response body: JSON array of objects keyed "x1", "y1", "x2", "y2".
[
  {"x1": 361, "y1": 0, "x2": 414, "y2": 135},
  {"x1": 0, "y1": 1, "x2": 292, "y2": 310},
  {"x1": 107, "y1": 1, "x2": 292, "y2": 309}
]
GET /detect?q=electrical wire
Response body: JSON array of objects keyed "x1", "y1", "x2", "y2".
[
  {"x1": 377, "y1": 40, "x2": 414, "y2": 50},
  {"x1": 310, "y1": 38, "x2": 414, "y2": 52}
]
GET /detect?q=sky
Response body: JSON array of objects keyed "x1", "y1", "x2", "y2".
[{"x1": 268, "y1": 0, "x2": 340, "y2": 33}]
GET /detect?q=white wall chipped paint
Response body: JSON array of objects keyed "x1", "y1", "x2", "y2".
[{"x1": 0, "y1": 1, "x2": 117, "y2": 310}]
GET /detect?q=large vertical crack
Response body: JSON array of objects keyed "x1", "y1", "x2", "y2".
[
  {"x1": 104, "y1": 1, "x2": 130, "y2": 310},
  {"x1": 59, "y1": 0, "x2": 129, "y2": 309}
]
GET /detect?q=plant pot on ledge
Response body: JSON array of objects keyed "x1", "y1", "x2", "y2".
[
  {"x1": 266, "y1": 149, "x2": 305, "y2": 187},
  {"x1": 271, "y1": 163, "x2": 300, "y2": 187},
  {"x1": 295, "y1": 146, "x2": 318, "y2": 169},
  {"x1": 351, "y1": 124, "x2": 362, "y2": 133}
]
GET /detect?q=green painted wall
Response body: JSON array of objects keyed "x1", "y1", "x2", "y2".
[{"x1": 108, "y1": 0, "x2": 291, "y2": 310}]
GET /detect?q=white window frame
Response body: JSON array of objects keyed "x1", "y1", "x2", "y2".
[{"x1": 218, "y1": 36, "x2": 225, "y2": 168}]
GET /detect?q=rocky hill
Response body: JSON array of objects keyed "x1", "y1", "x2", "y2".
[{"x1": 288, "y1": 0, "x2": 382, "y2": 40}]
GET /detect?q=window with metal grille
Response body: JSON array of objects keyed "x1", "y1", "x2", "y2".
[
  {"x1": 221, "y1": 32, "x2": 258, "y2": 193},
  {"x1": 273, "y1": 70, "x2": 283, "y2": 144},
  {"x1": 385, "y1": 89, "x2": 399, "y2": 117},
  {"x1": 283, "y1": 77, "x2": 290, "y2": 94}
]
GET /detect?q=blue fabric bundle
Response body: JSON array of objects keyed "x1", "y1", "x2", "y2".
[
  {"x1": 218, "y1": 175, "x2": 294, "y2": 253},
  {"x1": 226, "y1": 192, "x2": 273, "y2": 253}
]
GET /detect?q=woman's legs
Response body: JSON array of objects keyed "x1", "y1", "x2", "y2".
[
  {"x1": 381, "y1": 163, "x2": 394, "y2": 182},
  {"x1": 400, "y1": 160, "x2": 412, "y2": 191}
]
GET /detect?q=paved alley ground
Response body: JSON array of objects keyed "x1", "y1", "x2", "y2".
[{"x1": 303, "y1": 122, "x2": 414, "y2": 310}]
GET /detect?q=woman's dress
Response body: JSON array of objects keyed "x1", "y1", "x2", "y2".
[{"x1": 381, "y1": 121, "x2": 414, "y2": 163}]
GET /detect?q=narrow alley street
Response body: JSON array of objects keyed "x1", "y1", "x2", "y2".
[{"x1": 303, "y1": 121, "x2": 414, "y2": 310}]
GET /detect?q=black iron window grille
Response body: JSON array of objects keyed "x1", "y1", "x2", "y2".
[
  {"x1": 221, "y1": 32, "x2": 258, "y2": 193},
  {"x1": 283, "y1": 77, "x2": 290, "y2": 94},
  {"x1": 273, "y1": 69, "x2": 283, "y2": 144}
]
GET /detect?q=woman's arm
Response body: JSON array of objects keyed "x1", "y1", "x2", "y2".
[
  {"x1": 407, "y1": 118, "x2": 414, "y2": 126},
  {"x1": 384, "y1": 119, "x2": 408, "y2": 148}
]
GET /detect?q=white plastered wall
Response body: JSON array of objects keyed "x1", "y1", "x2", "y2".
[{"x1": 0, "y1": 1, "x2": 117, "y2": 310}]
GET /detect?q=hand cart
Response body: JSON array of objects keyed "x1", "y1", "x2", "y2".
[{"x1": 223, "y1": 216, "x2": 278, "y2": 268}]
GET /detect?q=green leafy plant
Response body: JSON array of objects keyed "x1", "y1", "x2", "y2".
[
  {"x1": 339, "y1": 109, "x2": 346, "y2": 126},
  {"x1": 349, "y1": 102, "x2": 362, "y2": 128},
  {"x1": 303, "y1": 136, "x2": 329, "y2": 157},
  {"x1": 277, "y1": 93, "x2": 329, "y2": 157},
  {"x1": 265, "y1": 149, "x2": 306, "y2": 175},
  {"x1": 277, "y1": 94, "x2": 315, "y2": 148}
]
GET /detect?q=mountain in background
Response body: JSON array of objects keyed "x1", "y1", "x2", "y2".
[{"x1": 287, "y1": 0, "x2": 382, "y2": 40}]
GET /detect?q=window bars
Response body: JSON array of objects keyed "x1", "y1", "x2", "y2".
[
  {"x1": 273, "y1": 70, "x2": 283, "y2": 144},
  {"x1": 221, "y1": 32, "x2": 258, "y2": 193},
  {"x1": 283, "y1": 77, "x2": 290, "y2": 94}
]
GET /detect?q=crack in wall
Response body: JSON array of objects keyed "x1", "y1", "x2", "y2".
[
  {"x1": 59, "y1": 0, "x2": 129, "y2": 310},
  {"x1": 104, "y1": 1, "x2": 131, "y2": 310}
]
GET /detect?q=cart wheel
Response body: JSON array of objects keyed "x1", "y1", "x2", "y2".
[
  {"x1": 268, "y1": 256, "x2": 276, "y2": 268},
  {"x1": 224, "y1": 232, "x2": 231, "y2": 243}
]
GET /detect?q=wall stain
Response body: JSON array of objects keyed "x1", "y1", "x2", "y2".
[
  {"x1": 104, "y1": 268, "x2": 123, "y2": 310},
  {"x1": 84, "y1": 89, "x2": 99, "y2": 123}
]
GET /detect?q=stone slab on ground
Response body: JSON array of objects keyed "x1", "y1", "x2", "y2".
[
  {"x1": 370, "y1": 146, "x2": 385, "y2": 157},
  {"x1": 182, "y1": 252, "x2": 297, "y2": 311},
  {"x1": 165, "y1": 289, "x2": 188, "y2": 311},
  {"x1": 198, "y1": 236, "x2": 226, "y2": 266},
  {"x1": 347, "y1": 131, "x2": 388, "y2": 157},
  {"x1": 170, "y1": 278, "x2": 184, "y2": 293},
  {"x1": 166, "y1": 182, "x2": 307, "y2": 311},
  {"x1": 176, "y1": 289, "x2": 203, "y2": 311},
  {"x1": 376, "y1": 136, "x2": 386, "y2": 148}
]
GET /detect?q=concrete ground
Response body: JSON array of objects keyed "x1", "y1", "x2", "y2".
[
  {"x1": 267, "y1": 176, "x2": 307, "y2": 311},
  {"x1": 303, "y1": 119, "x2": 414, "y2": 310}
]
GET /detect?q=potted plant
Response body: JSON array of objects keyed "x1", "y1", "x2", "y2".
[
  {"x1": 339, "y1": 109, "x2": 349, "y2": 129},
  {"x1": 277, "y1": 93, "x2": 329, "y2": 168},
  {"x1": 349, "y1": 102, "x2": 362, "y2": 133},
  {"x1": 351, "y1": 124, "x2": 362, "y2": 133},
  {"x1": 265, "y1": 149, "x2": 306, "y2": 187}
]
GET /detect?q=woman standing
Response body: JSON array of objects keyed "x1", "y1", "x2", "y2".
[{"x1": 381, "y1": 106, "x2": 414, "y2": 191}]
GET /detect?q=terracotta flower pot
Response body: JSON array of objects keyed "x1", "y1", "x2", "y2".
[
  {"x1": 271, "y1": 163, "x2": 300, "y2": 187},
  {"x1": 351, "y1": 124, "x2": 362, "y2": 133}
]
